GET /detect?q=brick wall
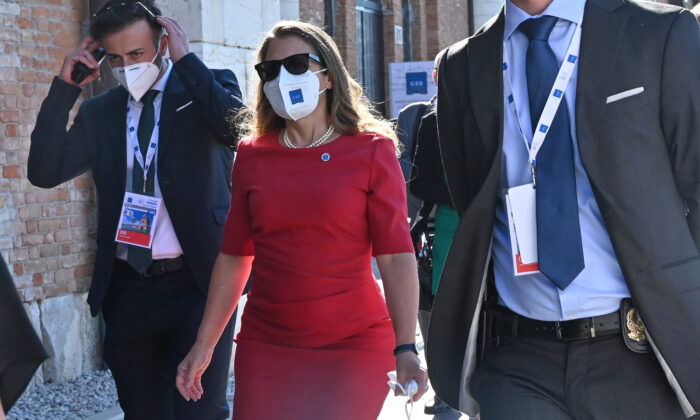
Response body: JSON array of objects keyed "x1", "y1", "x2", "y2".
[
  {"x1": 0, "y1": 0, "x2": 97, "y2": 303},
  {"x1": 331, "y1": 0, "x2": 356, "y2": 77},
  {"x1": 299, "y1": 0, "x2": 325, "y2": 28}
]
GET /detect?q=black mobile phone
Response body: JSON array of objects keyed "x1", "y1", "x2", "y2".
[{"x1": 71, "y1": 47, "x2": 106, "y2": 84}]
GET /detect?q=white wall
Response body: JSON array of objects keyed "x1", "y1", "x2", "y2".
[{"x1": 472, "y1": 0, "x2": 503, "y2": 31}]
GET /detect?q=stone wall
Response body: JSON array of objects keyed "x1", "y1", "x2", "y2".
[{"x1": 23, "y1": 293, "x2": 102, "y2": 387}]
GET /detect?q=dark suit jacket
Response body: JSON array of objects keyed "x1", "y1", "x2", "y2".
[
  {"x1": 0, "y1": 255, "x2": 47, "y2": 412},
  {"x1": 28, "y1": 53, "x2": 244, "y2": 316},
  {"x1": 397, "y1": 101, "x2": 431, "y2": 221},
  {"x1": 410, "y1": 106, "x2": 452, "y2": 207},
  {"x1": 430, "y1": 0, "x2": 700, "y2": 416}
]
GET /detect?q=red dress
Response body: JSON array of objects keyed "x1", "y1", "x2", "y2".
[{"x1": 221, "y1": 130, "x2": 414, "y2": 419}]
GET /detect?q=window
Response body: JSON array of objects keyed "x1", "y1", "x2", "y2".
[{"x1": 356, "y1": 0, "x2": 385, "y2": 113}]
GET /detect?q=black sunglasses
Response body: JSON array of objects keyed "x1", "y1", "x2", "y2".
[
  {"x1": 254, "y1": 53, "x2": 324, "y2": 82},
  {"x1": 92, "y1": 1, "x2": 157, "y2": 24}
]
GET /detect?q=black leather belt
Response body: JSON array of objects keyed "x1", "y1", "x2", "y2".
[
  {"x1": 116, "y1": 256, "x2": 185, "y2": 277},
  {"x1": 492, "y1": 307, "x2": 621, "y2": 342},
  {"x1": 145, "y1": 256, "x2": 185, "y2": 277}
]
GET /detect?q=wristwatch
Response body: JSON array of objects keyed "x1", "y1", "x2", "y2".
[{"x1": 393, "y1": 343, "x2": 419, "y2": 356}]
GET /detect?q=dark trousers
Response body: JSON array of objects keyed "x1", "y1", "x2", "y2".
[
  {"x1": 102, "y1": 260, "x2": 234, "y2": 420},
  {"x1": 471, "y1": 333, "x2": 694, "y2": 420}
]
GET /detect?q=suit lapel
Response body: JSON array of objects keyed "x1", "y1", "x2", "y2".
[
  {"x1": 157, "y1": 69, "x2": 185, "y2": 162},
  {"x1": 468, "y1": 10, "x2": 505, "y2": 160},
  {"x1": 576, "y1": 0, "x2": 627, "y2": 151},
  {"x1": 106, "y1": 87, "x2": 129, "y2": 192}
]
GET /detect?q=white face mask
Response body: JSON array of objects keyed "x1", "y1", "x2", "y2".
[
  {"x1": 263, "y1": 66, "x2": 328, "y2": 121},
  {"x1": 111, "y1": 43, "x2": 162, "y2": 102}
]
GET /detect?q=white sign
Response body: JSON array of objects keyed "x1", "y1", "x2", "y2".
[
  {"x1": 389, "y1": 61, "x2": 437, "y2": 119},
  {"x1": 394, "y1": 25, "x2": 403, "y2": 45}
]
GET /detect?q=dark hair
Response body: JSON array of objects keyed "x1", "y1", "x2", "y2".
[{"x1": 89, "y1": 0, "x2": 162, "y2": 44}]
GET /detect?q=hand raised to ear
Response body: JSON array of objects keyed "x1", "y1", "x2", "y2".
[{"x1": 156, "y1": 16, "x2": 190, "y2": 63}]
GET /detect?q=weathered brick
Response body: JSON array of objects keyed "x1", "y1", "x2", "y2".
[
  {"x1": 55, "y1": 203, "x2": 71, "y2": 215},
  {"x1": 39, "y1": 245, "x2": 61, "y2": 258},
  {"x1": 28, "y1": 245, "x2": 40, "y2": 259},
  {"x1": 26, "y1": 220, "x2": 37, "y2": 233},
  {"x1": 13, "y1": 263, "x2": 23, "y2": 275},
  {"x1": 70, "y1": 215, "x2": 88, "y2": 227},
  {"x1": 5, "y1": 124, "x2": 17, "y2": 137},
  {"x1": 72, "y1": 176, "x2": 94, "y2": 189},
  {"x1": 18, "y1": 205, "x2": 41, "y2": 220},
  {"x1": 74, "y1": 265, "x2": 91, "y2": 278},
  {"x1": 25, "y1": 191, "x2": 37, "y2": 204},
  {"x1": 22, "y1": 233, "x2": 45, "y2": 246},
  {"x1": 2, "y1": 137, "x2": 21, "y2": 150},
  {"x1": 9, "y1": 247, "x2": 29, "y2": 262},
  {"x1": 37, "y1": 189, "x2": 57, "y2": 203},
  {"x1": 3, "y1": 165, "x2": 21, "y2": 178},
  {"x1": 38, "y1": 219, "x2": 62, "y2": 232},
  {"x1": 0, "y1": 109, "x2": 19, "y2": 122},
  {"x1": 33, "y1": 273, "x2": 43, "y2": 287},
  {"x1": 0, "y1": 3, "x2": 21, "y2": 15},
  {"x1": 54, "y1": 229, "x2": 71, "y2": 242},
  {"x1": 22, "y1": 259, "x2": 47, "y2": 274}
]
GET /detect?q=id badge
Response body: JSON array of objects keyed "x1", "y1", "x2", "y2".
[
  {"x1": 506, "y1": 184, "x2": 540, "y2": 276},
  {"x1": 115, "y1": 192, "x2": 161, "y2": 249}
]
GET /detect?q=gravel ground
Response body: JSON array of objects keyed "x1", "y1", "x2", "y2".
[
  {"x1": 7, "y1": 370, "x2": 236, "y2": 420},
  {"x1": 7, "y1": 370, "x2": 119, "y2": 420}
]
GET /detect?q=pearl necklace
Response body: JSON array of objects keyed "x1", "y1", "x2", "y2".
[{"x1": 283, "y1": 125, "x2": 334, "y2": 148}]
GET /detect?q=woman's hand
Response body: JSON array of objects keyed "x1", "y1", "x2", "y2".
[
  {"x1": 175, "y1": 341, "x2": 214, "y2": 401},
  {"x1": 396, "y1": 351, "x2": 429, "y2": 401}
]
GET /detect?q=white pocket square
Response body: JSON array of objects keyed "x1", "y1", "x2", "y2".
[
  {"x1": 606, "y1": 87, "x2": 644, "y2": 104},
  {"x1": 176, "y1": 101, "x2": 193, "y2": 112}
]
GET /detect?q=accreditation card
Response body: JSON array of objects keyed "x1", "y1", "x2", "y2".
[
  {"x1": 506, "y1": 183, "x2": 540, "y2": 276},
  {"x1": 115, "y1": 192, "x2": 161, "y2": 248}
]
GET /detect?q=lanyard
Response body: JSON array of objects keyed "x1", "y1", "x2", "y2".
[
  {"x1": 126, "y1": 101, "x2": 160, "y2": 194},
  {"x1": 503, "y1": 18, "x2": 583, "y2": 186}
]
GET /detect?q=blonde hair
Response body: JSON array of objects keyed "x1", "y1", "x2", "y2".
[{"x1": 234, "y1": 21, "x2": 399, "y2": 151}]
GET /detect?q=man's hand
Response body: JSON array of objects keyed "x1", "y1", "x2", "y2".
[
  {"x1": 156, "y1": 16, "x2": 190, "y2": 63},
  {"x1": 58, "y1": 37, "x2": 101, "y2": 87}
]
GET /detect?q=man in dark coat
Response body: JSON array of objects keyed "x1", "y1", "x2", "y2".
[
  {"x1": 27, "y1": 1, "x2": 244, "y2": 418},
  {"x1": 428, "y1": 0, "x2": 700, "y2": 418}
]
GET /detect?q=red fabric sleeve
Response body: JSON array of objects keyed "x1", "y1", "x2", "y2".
[
  {"x1": 367, "y1": 136, "x2": 414, "y2": 256},
  {"x1": 221, "y1": 140, "x2": 254, "y2": 256}
]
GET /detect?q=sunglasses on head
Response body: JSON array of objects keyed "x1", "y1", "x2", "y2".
[
  {"x1": 92, "y1": 1, "x2": 157, "y2": 23},
  {"x1": 254, "y1": 53, "x2": 324, "y2": 82}
]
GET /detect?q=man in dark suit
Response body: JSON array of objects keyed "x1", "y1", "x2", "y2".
[
  {"x1": 27, "y1": 1, "x2": 244, "y2": 418},
  {"x1": 429, "y1": 0, "x2": 700, "y2": 418}
]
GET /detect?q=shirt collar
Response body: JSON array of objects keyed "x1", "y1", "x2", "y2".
[{"x1": 504, "y1": 0, "x2": 586, "y2": 41}]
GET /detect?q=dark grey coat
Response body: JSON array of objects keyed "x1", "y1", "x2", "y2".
[{"x1": 429, "y1": 0, "x2": 700, "y2": 416}]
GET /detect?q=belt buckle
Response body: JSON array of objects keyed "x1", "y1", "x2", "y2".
[{"x1": 556, "y1": 317, "x2": 597, "y2": 341}]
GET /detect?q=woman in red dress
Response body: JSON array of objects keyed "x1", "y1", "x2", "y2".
[{"x1": 176, "y1": 21, "x2": 427, "y2": 419}]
